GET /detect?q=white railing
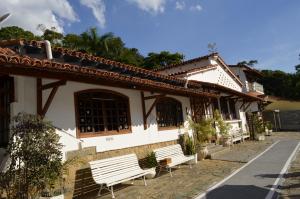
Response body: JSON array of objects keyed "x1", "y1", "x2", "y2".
[{"x1": 248, "y1": 82, "x2": 264, "y2": 94}]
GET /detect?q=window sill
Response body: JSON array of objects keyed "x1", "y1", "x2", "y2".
[
  {"x1": 77, "y1": 129, "x2": 131, "y2": 138},
  {"x1": 158, "y1": 126, "x2": 181, "y2": 131},
  {"x1": 224, "y1": 119, "x2": 241, "y2": 123}
]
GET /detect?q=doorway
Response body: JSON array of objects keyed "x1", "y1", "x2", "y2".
[{"x1": 0, "y1": 76, "x2": 13, "y2": 148}]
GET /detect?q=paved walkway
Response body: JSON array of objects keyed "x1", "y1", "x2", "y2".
[{"x1": 197, "y1": 140, "x2": 300, "y2": 199}]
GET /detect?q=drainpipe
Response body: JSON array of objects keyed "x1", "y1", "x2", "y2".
[
  {"x1": 44, "y1": 40, "x2": 53, "y2": 60},
  {"x1": 184, "y1": 74, "x2": 189, "y2": 88}
]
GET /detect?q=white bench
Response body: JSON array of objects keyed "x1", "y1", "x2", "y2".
[
  {"x1": 89, "y1": 154, "x2": 152, "y2": 198},
  {"x1": 242, "y1": 131, "x2": 250, "y2": 140},
  {"x1": 153, "y1": 144, "x2": 194, "y2": 177},
  {"x1": 230, "y1": 127, "x2": 243, "y2": 143}
]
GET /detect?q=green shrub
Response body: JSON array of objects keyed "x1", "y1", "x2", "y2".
[
  {"x1": 189, "y1": 118, "x2": 216, "y2": 152},
  {"x1": 0, "y1": 113, "x2": 63, "y2": 199},
  {"x1": 145, "y1": 152, "x2": 158, "y2": 168},
  {"x1": 214, "y1": 110, "x2": 231, "y2": 136},
  {"x1": 185, "y1": 136, "x2": 196, "y2": 155},
  {"x1": 265, "y1": 121, "x2": 273, "y2": 130}
]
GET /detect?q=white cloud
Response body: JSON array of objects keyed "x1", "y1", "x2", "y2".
[
  {"x1": 127, "y1": 0, "x2": 166, "y2": 14},
  {"x1": 175, "y1": 1, "x2": 185, "y2": 10},
  {"x1": 190, "y1": 4, "x2": 202, "y2": 12},
  {"x1": 0, "y1": 0, "x2": 78, "y2": 34},
  {"x1": 80, "y1": 0, "x2": 106, "y2": 28}
]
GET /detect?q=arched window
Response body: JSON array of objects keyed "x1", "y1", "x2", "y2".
[
  {"x1": 156, "y1": 97, "x2": 183, "y2": 129},
  {"x1": 75, "y1": 90, "x2": 131, "y2": 137}
]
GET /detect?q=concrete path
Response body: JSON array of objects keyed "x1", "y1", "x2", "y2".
[{"x1": 196, "y1": 140, "x2": 300, "y2": 199}]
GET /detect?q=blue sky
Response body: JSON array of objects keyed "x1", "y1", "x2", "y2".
[{"x1": 1, "y1": 0, "x2": 300, "y2": 73}]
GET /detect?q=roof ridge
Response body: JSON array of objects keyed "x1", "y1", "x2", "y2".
[
  {"x1": 168, "y1": 64, "x2": 218, "y2": 76},
  {"x1": 153, "y1": 52, "x2": 218, "y2": 71},
  {"x1": 0, "y1": 39, "x2": 190, "y2": 85}
]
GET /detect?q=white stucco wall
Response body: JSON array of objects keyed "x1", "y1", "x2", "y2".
[
  {"x1": 187, "y1": 65, "x2": 242, "y2": 92},
  {"x1": 11, "y1": 75, "x2": 192, "y2": 159},
  {"x1": 230, "y1": 67, "x2": 249, "y2": 93}
]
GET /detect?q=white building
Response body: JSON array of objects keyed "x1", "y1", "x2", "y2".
[
  {"x1": 0, "y1": 41, "x2": 264, "y2": 158},
  {"x1": 155, "y1": 53, "x2": 263, "y2": 134},
  {"x1": 0, "y1": 40, "x2": 264, "y2": 198},
  {"x1": 229, "y1": 64, "x2": 265, "y2": 113},
  {"x1": 0, "y1": 40, "x2": 216, "y2": 160}
]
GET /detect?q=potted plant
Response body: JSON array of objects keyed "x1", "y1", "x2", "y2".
[
  {"x1": 189, "y1": 118, "x2": 215, "y2": 160},
  {"x1": 185, "y1": 136, "x2": 197, "y2": 164},
  {"x1": 265, "y1": 121, "x2": 273, "y2": 136},
  {"x1": 179, "y1": 132, "x2": 197, "y2": 163},
  {"x1": 252, "y1": 114, "x2": 265, "y2": 141},
  {"x1": 214, "y1": 110, "x2": 232, "y2": 147},
  {"x1": 144, "y1": 152, "x2": 158, "y2": 179}
]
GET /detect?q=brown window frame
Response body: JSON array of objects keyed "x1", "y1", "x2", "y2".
[
  {"x1": 156, "y1": 97, "x2": 184, "y2": 131},
  {"x1": 74, "y1": 89, "x2": 132, "y2": 138}
]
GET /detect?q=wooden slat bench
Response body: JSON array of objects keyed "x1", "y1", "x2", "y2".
[
  {"x1": 89, "y1": 154, "x2": 152, "y2": 198},
  {"x1": 154, "y1": 144, "x2": 194, "y2": 177},
  {"x1": 230, "y1": 126, "x2": 243, "y2": 143}
]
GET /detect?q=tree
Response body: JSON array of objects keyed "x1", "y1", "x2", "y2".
[
  {"x1": 42, "y1": 28, "x2": 63, "y2": 45},
  {"x1": 0, "y1": 113, "x2": 63, "y2": 199},
  {"x1": 143, "y1": 51, "x2": 184, "y2": 70},
  {"x1": 0, "y1": 26, "x2": 38, "y2": 40},
  {"x1": 237, "y1": 60, "x2": 258, "y2": 67},
  {"x1": 260, "y1": 70, "x2": 300, "y2": 100},
  {"x1": 295, "y1": 64, "x2": 300, "y2": 73},
  {"x1": 118, "y1": 48, "x2": 144, "y2": 66},
  {"x1": 62, "y1": 34, "x2": 83, "y2": 50},
  {"x1": 294, "y1": 54, "x2": 300, "y2": 74}
]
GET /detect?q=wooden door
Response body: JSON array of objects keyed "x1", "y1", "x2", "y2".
[{"x1": 190, "y1": 97, "x2": 207, "y2": 123}]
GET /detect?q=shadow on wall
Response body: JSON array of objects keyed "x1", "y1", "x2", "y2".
[{"x1": 205, "y1": 185, "x2": 278, "y2": 199}]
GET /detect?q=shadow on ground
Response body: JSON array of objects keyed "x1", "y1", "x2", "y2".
[
  {"x1": 204, "y1": 185, "x2": 278, "y2": 199},
  {"x1": 72, "y1": 167, "x2": 178, "y2": 199},
  {"x1": 256, "y1": 172, "x2": 300, "y2": 191},
  {"x1": 255, "y1": 172, "x2": 300, "y2": 179}
]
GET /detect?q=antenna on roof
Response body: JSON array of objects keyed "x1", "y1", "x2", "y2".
[
  {"x1": 0, "y1": 13, "x2": 10, "y2": 24},
  {"x1": 207, "y1": 42, "x2": 217, "y2": 54}
]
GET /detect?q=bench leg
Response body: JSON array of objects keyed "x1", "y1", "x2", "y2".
[
  {"x1": 143, "y1": 175, "x2": 147, "y2": 186},
  {"x1": 98, "y1": 184, "x2": 103, "y2": 196},
  {"x1": 169, "y1": 168, "x2": 173, "y2": 177},
  {"x1": 110, "y1": 186, "x2": 115, "y2": 199},
  {"x1": 189, "y1": 162, "x2": 192, "y2": 169},
  {"x1": 157, "y1": 165, "x2": 162, "y2": 176}
]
